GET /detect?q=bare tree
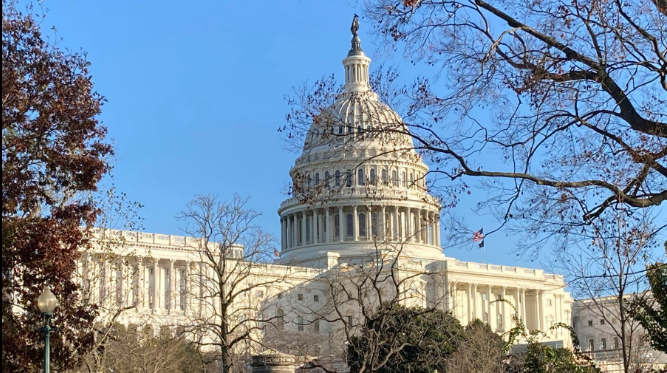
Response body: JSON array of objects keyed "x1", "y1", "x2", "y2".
[
  {"x1": 177, "y1": 194, "x2": 290, "y2": 372},
  {"x1": 284, "y1": 0, "x2": 666, "y2": 257},
  {"x1": 561, "y1": 210, "x2": 665, "y2": 372}
]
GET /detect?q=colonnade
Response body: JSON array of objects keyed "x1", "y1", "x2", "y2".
[
  {"x1": 446, "y1": 282, "x2": 568, "y2": 338},
  {"x1": 79, "y1": 255, "x2": 200, "y2": 315},
  {"x1": 280, "y1": 205, "x2": 440, "y2": 251}
]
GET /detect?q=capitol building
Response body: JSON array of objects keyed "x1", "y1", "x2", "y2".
[{"x1": 80, "y1": 22, "x2": 573, "y2": 365}]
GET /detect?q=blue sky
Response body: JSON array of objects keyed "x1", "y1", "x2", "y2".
[{"x1": 36, "y1": 0, "x2": 663, "y2": 271}]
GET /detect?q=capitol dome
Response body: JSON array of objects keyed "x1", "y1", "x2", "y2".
[{"x1": 277, "y1": 22, "x2": 444, "y2": 267}]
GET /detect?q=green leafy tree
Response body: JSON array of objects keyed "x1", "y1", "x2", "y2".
[
  {"x1": 627, "y1": 260, "x2": 667, "y2": 353},
  {"x1": 2, "y1": 1, "x2": 113, "y2": 370},
  {"x1": 347, "y1": 304, "x2": 465, "y2": 373}
]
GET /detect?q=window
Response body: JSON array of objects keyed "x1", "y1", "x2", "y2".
[
  {"x1": 497, "y1": 314, "x2": 503, "y2": 330},
  {"x1": 338, "y1": 126, "x2": 343, "y2": 135},
  {"x1": 359, "y1": 213, "x2": 366, "y2": 236},
  {"x1": 314, "y1": 295, "x2": 319, "y2": 302},
  {"x1": 346, "y1": 214, "x2": 354, "y2": 237},
  {"x1": 315, "y1": 173, "x2": 320, "y2": 185},
  {"x1": 614, "y1": 337, "x2": 619, "y2": 349},
  {"x1": 600, "y1": 319, "x2": 605, "y2": 325},
  {"x1": 392, "y1": 170, "x2": 398, "y2": 186},
  {"x1": 401, "y1": 171, "x2": 406, "y2": 186},
  {"x1": 588, "y1": 320, "x2": 593, "y2": 327},
  {"x1": 547, "y1": 299, "x2": 552, "y2": 306},
  {"x1": 601, "y1": 338, "x2": 607, "y2": 350},
  {"x1": 297, "y1": 293, "x2": 304, "y2": 301},
  {"x1": 358, "y1": 169, "x2": 365, "y2": 185},
  {"x1": 382, "y1": 168, "x2": 388, "y2": 185},
  {"x1": 357, "y1": 125, "x2": 362, "y2": 138},
  {"x1": 588, "y1": 339, "x2": 595, "y2": 351},
  {"x1": 346, "y1": 170, "x2": 352, "y2": 187},
  {"x1": 370, "y1": 169, "x2": 376, "y2": 185},
  {"x1": 297, "y1": 315, "x2": 304, "y2": 331},
  {"x1": 314, "y1": 319, "x2": 320, "y2": 332},
  {"x1": 371, "y1": 213, "x2": 378, "y2": 237},
  {"x1": 335, "y1": 170, "x2": 341, "y2": 186},
  {"x1": 307, "y1": 174, "x2": 312, "y2": 187},
  {"x1": 347, "y1": 316, "x2": 353, "y2": 326},
  {"x1": 324, "y1": 171, "x2": 330, "y2": 187},
  {"x1": 409, "y1": 172, "x2": 414, "y2": 188}
]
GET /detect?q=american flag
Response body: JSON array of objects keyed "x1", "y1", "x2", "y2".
[{"x1": 472, "y1": 228, "x2": 484, "y2": 243}]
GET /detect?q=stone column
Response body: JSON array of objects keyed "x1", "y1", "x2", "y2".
[
  {"x1": 338, "y1": 206, "x2": 344, "y2": 241},
  {"x1": 467, "y1": 283, "x2": 473, "y2": 324},
  {"x1": 522, "y1": 288, "x2": 527, "y2": 324},
  {"x1": 501, "y1": 286, "x2": 507, "y2": 331},
  {"x1": 416, "y1": 209, "x2": 422, "y2": 243},
  {"x1": 380, "y1": 205, "x2": 386, "y2": 241},
  {"x1": 152, "y1": 259, "x2": 159, "y2": 310},
  {"x1": 471, "y1": 284, "x2": 479, "y2": 320},
  {"x1": 435, "y1": 216, "x2": 441, "y2": 246},
  {"x1": 199, "y1": 262, "x2": 205, "y2": 315},
  {"x1": 487, "y1": 286, "x2": 493, "y2": 329},
  {"x1": 365, "y1": 206, "x2": 371, "y2": 240},
  {"x1": 389, "y1": 207, "x2": 396, "y2": 240},
  {"x1": 136, "y1": 258, "x2": 144, "y2": 309},
  {"x1": 451, "y1": 282, "x2": 457, "y2": 318},
  {"x1": 300, "y1": 212, "x2": 306, "y2": 246},
  {"x1": 325, "y1": 208, "x2": 331, "y2": 243},
  {"x1": 169, "y1": 259, "x2": 176, "y2": 312},
  {"x1": 353, "y1": 205, "x2": 359, "y2": 241},
  {"x1": 280, "y1": 218, "x2": 285, "y2": 251},
  {"x1": 314, "y1": 210, "x2": 319, "y2": 243},
  {"x1": 536, "y1": 290, "x2": 542, "y2": 331}
]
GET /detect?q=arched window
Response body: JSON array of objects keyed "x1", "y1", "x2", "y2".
[
  {"x1": 370, "y1": 169, "x2": 376, "y2": 185},
  {"x1": 315, "y1": 173, "x2": 320, "y2": 186},
  {"x1": 358, "y1": 169, "x2": 365, "y2": 186},
  {"x1": 401, "y1": 171, "x2": 406, "y2": 187},
  {"x1": 392, "y1": 170, "x2": 398, "y2": 186},
  {"x1": 409, "y1": 172, "x2": 414, "y2": 188},
  {"x1": 324, "y1": 171, "x2": 330, "y2": 187},
  {"x1": 382, "y1": 168, "x2": 388, "y2": 185},
  {"x1": 335, "y1": 170, "x2": 341, "y2": 186},
  {"x1": 346, "y1": 213, "x2": 353, "y2": 237},
  {"x1": 338, "y1": 126, "x2": 343, "y2": 135},
  {"x1": 359, "y1": 213, "x2": 366, "y2": 237},
  {"x1": 334, "y1": 214, "x2": 340, "y2": 238},
  {"x1": 346, "y1": 170, "x2": 353, "y2": 187},
  {"x1": 357, "y1": 125, "x2": 363, "y2": 139},
  {"x1": 330, "y1": 127, "x2": 334, "y2": 134},
  {"x1": 307, "y1": 174, "x2": 312, "y2": 187}
]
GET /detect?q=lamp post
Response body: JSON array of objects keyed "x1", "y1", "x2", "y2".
[{"x1": 37, "y1": 287, "x2": 58, "y2": 373}]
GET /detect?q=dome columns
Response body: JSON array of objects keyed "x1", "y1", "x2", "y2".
[{"x1": 277, "y1": 205, "x2": 441, "y2": 256}]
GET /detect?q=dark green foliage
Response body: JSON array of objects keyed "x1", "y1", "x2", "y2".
[
  {"x1": 347, "y1": 304, "x2": 465, "y2": 373},
  {"x1": 627, "y1": 261, "x2": 667, "y2": 353}
]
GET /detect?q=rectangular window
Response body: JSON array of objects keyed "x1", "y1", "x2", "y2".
[
  {"x1": 588, "y1": 320, "x2": 593, "y2": 327},
  {"x1": 371, "y1": 213, "x2": 378, "y2": 237},
  {"x1": 297, "y1": 316, "x2": 304, "y2": 331},
  {"x1": 600, "y1": 319, "x2": 605, "y2": 325},
  {"x1": 601, "y1": 338, "x2": 607, "y2": 350},
  {"x1": 614, "y1": 337, "x2": 619, "y2": 349},
  {"x1": 297, "y1": 293, "x2": 303, "y2": 301},
  {"x1": 588, "y1": 339, "x2": 595, "y2": 352},
  {"x1": 314, "y1": 295, "x2": 319, "y2": 302},
  {"x1": 347, "y1": 316, "x2": 353, "y2": 326}
]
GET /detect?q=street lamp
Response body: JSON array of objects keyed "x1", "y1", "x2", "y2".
[{"x1": 38, "y1": 287, "x2": 58, "y2": 373}]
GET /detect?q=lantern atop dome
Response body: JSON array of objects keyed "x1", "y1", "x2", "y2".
[{"x1": 343, "y1": 16, "x2": 371, "y2": 93}]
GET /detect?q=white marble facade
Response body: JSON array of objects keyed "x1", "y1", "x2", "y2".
[{"x1": 80, "y1": 26, "x2": 574, "y2": 353}]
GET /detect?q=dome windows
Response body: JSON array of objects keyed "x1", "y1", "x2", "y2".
[
  {"x1": 358, "y1": 213, "x2": 366, "y2": 237},
  {"x1": 315, "y1": 173, "x2": 320, "y2": 186},
  {"x1": 346, "y1": 170, "x2": 353, "y2": 187},
  {"x1": 370, "y1": 168, "x2": 376, "y2": 185},
  {"x1": 358, "y1": 169, "x2": 365, "y2": 186},
  {"x1": 325, "y1": 171, "x2": 330, "y2": 187},
  {"x1": 335, "y1": 170, "x2": 341, "y2": 186},
  {"x1": 382, "y1": 168, "x2": 388, "y2": 185}
]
